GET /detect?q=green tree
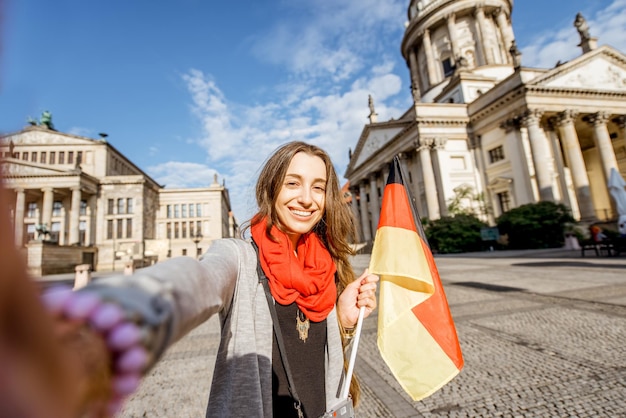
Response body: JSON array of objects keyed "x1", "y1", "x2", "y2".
[
  {"x1": 496, "y1": 201, "x2": 575, "y2": 249},
  {"x1": 425, "y1": 214, "x2": 488, "y2": 254}
]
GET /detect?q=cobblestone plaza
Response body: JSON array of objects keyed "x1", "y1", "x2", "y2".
[{"x1": 120, "y1": 250, "x2": 626, "y2": 417}]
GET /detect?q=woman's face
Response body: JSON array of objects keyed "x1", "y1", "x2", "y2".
[{"x1": 275, "y1": 152, "x2": 327, "y2": 247}]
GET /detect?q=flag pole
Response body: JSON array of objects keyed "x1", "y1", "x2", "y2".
[{"x1": 340, "y1": 305, "x2": 366, "y2": 400}]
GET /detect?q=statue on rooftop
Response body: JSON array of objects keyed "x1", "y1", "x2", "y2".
[{"x1": 574, "y1": 12, "x2": 591, "y2": 41}]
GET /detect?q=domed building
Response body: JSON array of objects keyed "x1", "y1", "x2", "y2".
[{"x1": 346, "y1": 0, "x2": 626, "y2": 243}]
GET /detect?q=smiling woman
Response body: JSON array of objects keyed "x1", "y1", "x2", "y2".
[{"x1": 39, "y1": 141, "x2": 379, "y2": 418}]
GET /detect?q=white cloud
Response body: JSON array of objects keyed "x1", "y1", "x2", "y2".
[
  {"x1": 521, "y1": 0, "x2": 626, "y2": 68},
  {"x1": 147, "y1": 161, "x2": 218, "y2": 189}
]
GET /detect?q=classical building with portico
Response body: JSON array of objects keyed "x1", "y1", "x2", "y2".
[
  {"x1": 346, "y1": 0, "x2": 626, "y2": 243},
  {"x1": 1, "y1": 124, "x2": 237, "y2": 275}
]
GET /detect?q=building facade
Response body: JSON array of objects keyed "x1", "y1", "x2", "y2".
[
  {"x1": 346, "y1": 0, "x2": 626, "y2": 242},
  {"x1": 1, "y1": 124, "x2": 237, "y2": 275}
]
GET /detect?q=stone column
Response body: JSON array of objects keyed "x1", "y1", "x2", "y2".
[
  {"x1": 408, "y1": 49, "x2": 421, "y2": 100},
  {"x1": 349, "y1": 186, "x2": 362, "y2": 243},
  {"x1": 69, "y1": 186, "x2": 82, "y2": 245},
  {"x1": 545, "y1": 119, "x2": 572, "y2": 209},
  {"x1": 369, "y1": 173, "x2": 380, "y2": 232},
  {"x1": 556, "y1": 110, "x2": 595, "y2": 220},
  {"x1": 358, "y1": 181, "x2": 372, "y2": 242},
  {"x1": 446, "y1": 13, "x2": 460, "y2": 59},
  {"x1": 14, "y1": 188, "x2": 25, "y2": 246},
  {"x1": 521, "y1": 110, "x2": 555, "y2": 202},
  {"x1": 422, "y1": 30, "x2": 438, "y2": 86},
  {"x1": 474, "y1": 5, "x2": 493, "y2": 65},
  {"x1": 494, "y1": 7, "x2": 514, "y2": 62},
  {"x1": 433, "y1": 137, "x2": 450, "y2": 216},
  {"x1": 587, "y1": 111, "x2": 618, "y2": 181},
  {"x1": 418, "y1": 138, "x2": 440, "y2": 220},
  {"x1": 41, "y1": 187, "x2": 54, "y2": 228}
]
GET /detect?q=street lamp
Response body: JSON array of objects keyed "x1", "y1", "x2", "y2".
[{"x1": 191, "y1": 228, "x2": 203, "y2": 259}]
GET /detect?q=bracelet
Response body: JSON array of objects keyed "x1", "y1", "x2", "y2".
[{"x1": 42, "y1": 285, "x2": 150, "y2": 416}]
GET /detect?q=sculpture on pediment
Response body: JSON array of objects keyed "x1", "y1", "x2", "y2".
[
  {"x1": 574, "y1": 13, "x2": 590, "y2": 41},
  {"x1": 40, "y1": 110, "x2": 54, "y2": 130},
  {"x1": 35, "y1": 223, "x2": 50, "y2": 241},
  {"x1": 509, "y1": 40, "x2": 522, "y2": 69}
]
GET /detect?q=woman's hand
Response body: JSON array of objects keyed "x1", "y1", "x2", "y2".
[{"x1": 337, "y1": 269, "x2": 379, "y2": 329}]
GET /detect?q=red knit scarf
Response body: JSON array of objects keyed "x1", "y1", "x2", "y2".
[{"x1": 251, "y1": 219, "x2": 337, "y2": 322}]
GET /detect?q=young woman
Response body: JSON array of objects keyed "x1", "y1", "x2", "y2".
[{"x1": 41, "y1": 141, "x2": 378, "y2": 418}]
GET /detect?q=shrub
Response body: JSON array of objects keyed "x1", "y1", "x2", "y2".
[
  {"x1": 425, "y1": 214, "x2": 488, "y2": 254},
  {"x1": 496, "y1": 201, "x2": 575, "y2": 249}
]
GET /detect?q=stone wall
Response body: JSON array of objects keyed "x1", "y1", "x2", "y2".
[{"x1": 26, "y1": 241, "x2": 98, "y2": 277}]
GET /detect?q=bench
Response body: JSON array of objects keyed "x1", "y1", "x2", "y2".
[{"x1": 580, "y1": 240, "x2": 614, "y2": 257}]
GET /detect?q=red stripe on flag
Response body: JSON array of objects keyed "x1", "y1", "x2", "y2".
[
  {"x1": 411, "y1": 237, "x2": 464, "y2": 370},
  {"x1": 377, "y1": 184, "x2": 417, "y2": 232}
]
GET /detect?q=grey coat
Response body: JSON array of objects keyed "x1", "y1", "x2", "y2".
[{"x1": 86, "y1": 238, "x2": 346, "y2": 418}]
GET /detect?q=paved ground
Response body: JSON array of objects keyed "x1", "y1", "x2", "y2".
[{"x1": 108, "y1": 248, "x2": 626, "y2": 417}]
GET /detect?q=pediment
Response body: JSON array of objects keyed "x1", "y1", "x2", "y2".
[
  {"x1": 530, "y1": 46, "x2": 626, "y2": 91},
  {"x1": 0, "y1": 159, "x2": 76, "y2": 177},
  {"x1": 352, "y1": 125, "x2": 406, "y2": 168},
  {"x1": 2, "y1": 127, "x2": 99, "y2": 147}
]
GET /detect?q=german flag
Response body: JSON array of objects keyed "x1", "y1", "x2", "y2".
[{"x1": 369, "y1": 156, "x2": 463, "y2": 401}]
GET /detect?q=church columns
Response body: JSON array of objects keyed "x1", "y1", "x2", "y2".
[
  {"x1": 446, "y1": 14, "x2": 460, "y2": 60},
  {"x1": 358, "y1": 181, "x2": 372, "y2": 242},
  {"x1": 418, "y1": 138, "x2": 440, "y2": 219},
  {"x1": 14, "y1": 188, "x2": 25, "y2": 246},
  {"x1": 408, "y1": 49, "x2": 421, "y2": 100},
  {"x1": 349, "y1": 186, "x2": 362, "y2": 243},
  {"x1": 545, "y1": 119, "x2": 573, "y2": 210},
  {"x1": 41, "y1": 187, "x2": 54, "y2": 228},
  {"x1": 474, "y1": 5, "x2": 493, "y2": 65},
  {"x1": 494, "y1": 7, "x2": 514, "y2": 62},
  {"x1": 69, "y1": 186, "x2": 82, "y2": 245},
  {"x1": 433, "y1": 137, "x2": 450, "y2": 216},
  {"x1": 587, "y1": 111, "x2": 618, "y2": 181},
  {"x1": 521, "y1": 110, "x2": 555, "y2": 202},
  {"x1": 422, "y1": 30, "x2": 439, "y2": 87},
  {"x1": 369, "y1": 173, "x2": 381, "y2": 232},
  {"x1": 556, "y1": 110, "x2": 595, "y2": 220}
]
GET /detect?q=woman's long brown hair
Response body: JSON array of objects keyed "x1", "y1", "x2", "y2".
[{"x1": 244, "y1": 141, "x2": 361, "y2": 403}]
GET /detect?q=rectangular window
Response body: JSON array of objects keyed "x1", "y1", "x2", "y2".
[
  {"x1": 80, "y1": 200, "x2": 87, "y2": 216},
  {"x1": 77, "y1": 151, "x2": 83, "y2": 165},
  {"x1": 196, "y1": 221, "x2": 202, "y2": 237},
  {"x1": 174, "y1": 204, "x2": 180, "y2": 218},
  {"x1": 107, "y1": 220, "x2": 113, "y2": 239},
  {"x1": 167, "y1": 205, "x2": 172, "y2": 218},
  {"x1": 488, "y1": 146, "x2": 505, "y2": 164},
  {"x1": 52, "y1": 201, "x2": 62, "y2": 217},
  {"x1": 182, "y1": 222, "x2": 187, "y2": 238},
  {"x1": 117, "y1": 198, "x2": 125, "y2": 215},
  {"x1": 116, "y1": 219, "x2": 123, "y2": 239},
  {"x1": 22, "y1": 152, "x2": 28, "y2": 160},
  {"x1": 126, "y1": 218, "x2": 132, "y2": 238},
  {"x1": 189, "y1": 203, "x2": 194, "y2": 218},
  {"x1": 50, "y1": 151, "x2": 56, "y2": 164},
  {"x1": 196, "y1": 203, "x2": 202, "y2": 217},
  {"x1": 497, "y1": 191, "x2": 511, "y2": 213},
  {"x1": 31, "y1": 152, "x2": 37, "y2": 162},
  {"x1": 442, "y1": 57, "x2": 454, "y2": 77},
  {"x1": 197, "y1": 247, "x2": 202, "y2": 257},
  {"x1": 182, "y1": 248, "x2": 187, "y2": 256},
  {"x1": 27, "y1": 202, "x2": 37, "y2": 218},
  {"x1": 58, "y1": 151, "x2": 65, "y2": 164},
  {"x1": 166, "y1": 222, "x2": 172, "y2": 239},
  {"x1": 50, "y1": 222, "x2": 61, "y2": 243},
  {"x1": 41, "y1": 152, "x2": 47, "y2": 164},
  {"x1": 181, "y1": 204, "x2": 187, "y2": 218},
  {"x1": 27, "y1": 224, "x2": 36, "y2": 242},
  {"x1": 68, "y1": 151, "x2": 74, "y2": 165},
  {"x1": 108, "y1": 199, "x2": 114, "y2": 215},
  {"x1": 126, "y1": 198, "x2": 133, "y2": 214},
  {"x1": 174, "y1": 223, "x2": 179, "y2": 239}
]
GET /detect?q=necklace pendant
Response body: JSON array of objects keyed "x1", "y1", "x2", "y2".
[{"x1": 296, "y1": 311, "x2": 310, "y2": 342}]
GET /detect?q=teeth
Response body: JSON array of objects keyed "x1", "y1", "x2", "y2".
[{"x1": 291, "y1": 209, "x2": 312, "y2": 217}]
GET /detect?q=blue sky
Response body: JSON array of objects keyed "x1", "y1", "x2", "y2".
[{"x1": 2, "y1": 0, "x2": 625, "y2": 222}]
